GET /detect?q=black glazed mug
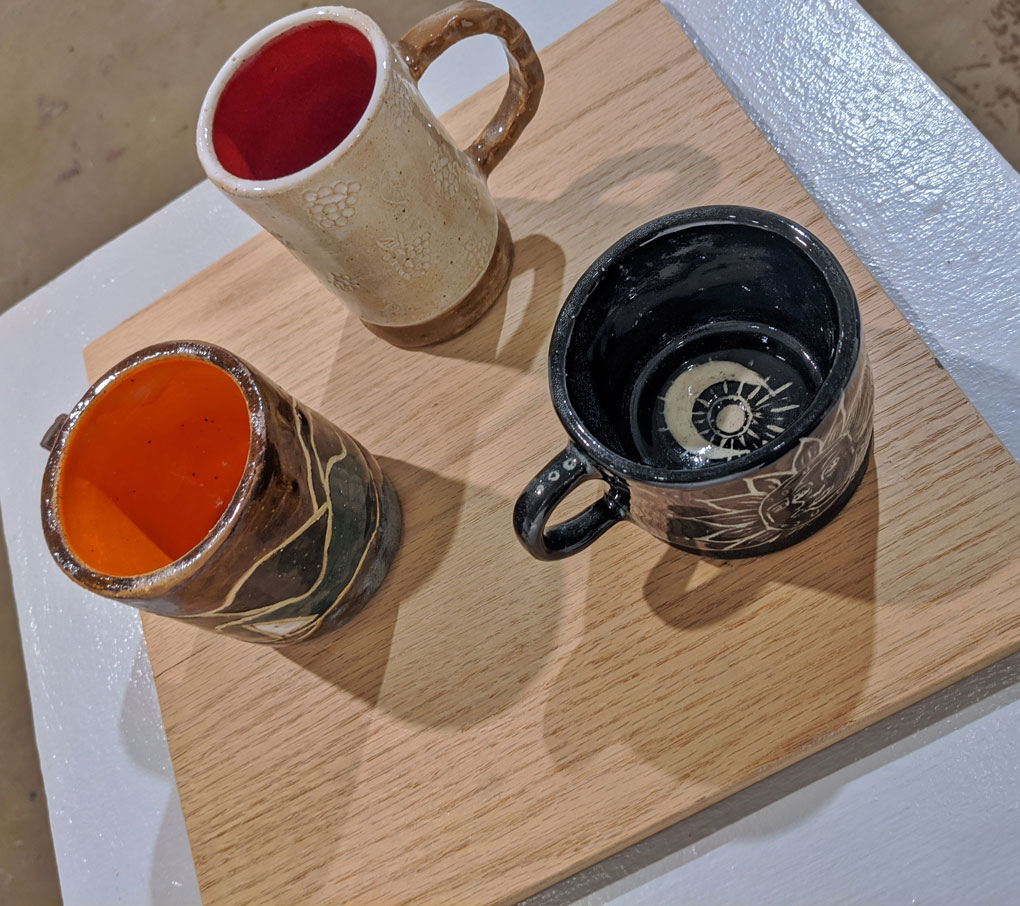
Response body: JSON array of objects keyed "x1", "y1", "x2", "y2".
[{"x1": 513, "y1": 206, "x2": 874, "y2": 560}]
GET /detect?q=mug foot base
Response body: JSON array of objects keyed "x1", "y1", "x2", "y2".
[
  {"x1": 669, "y1": 435, "x2": 874, "y2": 560},
  {"x1": 360, "y1": 212, "x2": 513, "y2": 348}
]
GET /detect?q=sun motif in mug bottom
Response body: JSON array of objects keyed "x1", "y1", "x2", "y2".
[
  {"x1": 663, "y1": 366, "x2": 873, "y2": 552},
  {"x1": 660, "y1": 360, "x2": 802, "y2": 461}
]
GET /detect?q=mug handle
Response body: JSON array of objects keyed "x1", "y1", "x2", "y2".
[
  {"x1": 397, "y1": 2, "x2": 544, "y2": 177},
  {"x1": 513, "y1": 443, "x2": 629, "y2": 560}
]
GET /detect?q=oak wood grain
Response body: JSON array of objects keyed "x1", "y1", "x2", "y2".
[{"x1": 85, "y1": 1, "x2": 1020, "y2": 902}]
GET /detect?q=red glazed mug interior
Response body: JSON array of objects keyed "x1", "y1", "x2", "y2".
[
  {"x1": 195, "y1": 3, "x2": 544, "y2": 349},
  {"x1": 211, "y1": 19, "x2": 378, "y2": 180}
]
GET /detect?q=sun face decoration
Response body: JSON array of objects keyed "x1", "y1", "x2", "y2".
[
  {"x1": 660, "y1": 360, "x2": 802, "y2": 462},
  {"x1": 659, "y1": 361, "x2": 875, "y2": 554}
]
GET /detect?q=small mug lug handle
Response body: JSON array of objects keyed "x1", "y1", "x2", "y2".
[{"x1": 40, "y1": 414, "x2": 68, "y2": 452}]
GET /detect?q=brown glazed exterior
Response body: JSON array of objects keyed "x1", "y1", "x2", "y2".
[
  {"x1": 196, "y1": 3, "x2": 543, "y2": 348},
  {"x1": 41, "y1": 341, "x2": 401, "y2": 645},
  {"x1": 397, "y1": 1, "x2": 544, "y2": 178}
]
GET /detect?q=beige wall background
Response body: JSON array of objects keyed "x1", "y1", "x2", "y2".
[
  {"x1": 2, "y1": 0, "x2": 1018, "y2": 317},
  {"x1": 0, "y1": 0, "x2": 445, "y2": 314}
]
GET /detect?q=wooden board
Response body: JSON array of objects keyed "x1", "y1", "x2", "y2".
[{"x1": 85, "y1": 1, "x2": 1020, "y2": 902}]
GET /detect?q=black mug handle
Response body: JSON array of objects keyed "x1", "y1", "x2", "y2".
[{"x1": 513, "y1": 442, "x2": 629, "y2": 560}]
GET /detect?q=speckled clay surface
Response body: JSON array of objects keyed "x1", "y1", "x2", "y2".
[{"x1": 196, "y1": 4, "x2": 543, "y2": 343}]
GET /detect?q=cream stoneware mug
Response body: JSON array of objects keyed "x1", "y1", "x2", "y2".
[{"x1": 196, "y1": 2, "x2": 543, "y2": 347}]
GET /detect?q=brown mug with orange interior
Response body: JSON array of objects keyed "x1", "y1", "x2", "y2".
[
  {"x1": 196, "y1": 2, "x2": 544, "y2": 348},
  {"x1": 41, "y1": 341, "x2": 401, "y2": 645}
]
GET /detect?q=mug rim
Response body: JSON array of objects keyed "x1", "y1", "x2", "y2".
[
  {"x1": 195, "y1": 6, "x2": 393, "y2": 198},
  {"x1": 549, "y1": 205, "x2": 862, "y2": 487},
  {"x1": 40, "y1": 341, "x2": 268, "y2": 598}
]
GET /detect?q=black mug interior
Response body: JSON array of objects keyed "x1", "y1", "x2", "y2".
[{"x1": 559, "y1": 209, "x2": 859, "y2": 481}]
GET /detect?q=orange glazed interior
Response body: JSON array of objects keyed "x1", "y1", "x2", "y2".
[{"x1": 58, "y1": 357, "x2": 251, "y2": 577}]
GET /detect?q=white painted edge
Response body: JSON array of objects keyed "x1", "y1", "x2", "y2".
[{"x1": 663, "y1": 0, "x2": 1020, "y2": 459}]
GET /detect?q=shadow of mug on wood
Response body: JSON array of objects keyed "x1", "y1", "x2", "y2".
[
  {"x1": 514, "y1": 206, "x2": 875, "y2": 560},
  {"x1": 196, "y1": 2, "x2": 544, "y2": 348},
  {"x1": 40, "y1": 341, "x2": 401, "y2": 645}
]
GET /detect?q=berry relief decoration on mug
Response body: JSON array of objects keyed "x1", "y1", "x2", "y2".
[
  {"x1": 327, "y1": 272, "x2": 360, "y2": 292},
  {"x1": 197, "y1": 3, "x2": 543, "y2": 346},
  {"x1": 378, "y1": 232, "x2": 432, "y2": 281},
  {"x1": 391, "y1": 73, "x2": 418, "y2": 129},
  {"x1": 431, "y1": 152, "x2": 460, "y2": 199},
  {"x1": 463, "y1": 237, "x2": 489, "y2": 271},
  {"x1": 304, "y1": 181, "x2": 361, "y2": 230}
]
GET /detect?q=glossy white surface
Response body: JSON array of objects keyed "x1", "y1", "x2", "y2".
[{"x1": 4, "y1": 0, "x2": 1020, "y2": 903}]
